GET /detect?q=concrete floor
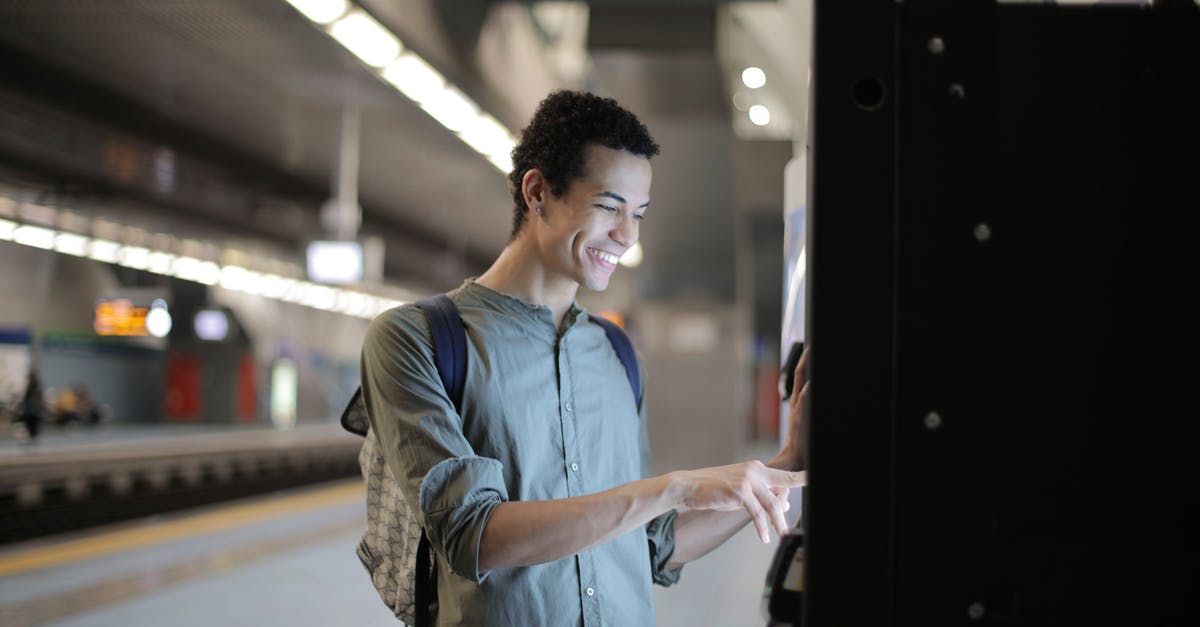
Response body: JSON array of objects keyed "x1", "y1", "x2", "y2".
[{"x1": 0, "y1": 475, "x2": 786, "y2": 627}]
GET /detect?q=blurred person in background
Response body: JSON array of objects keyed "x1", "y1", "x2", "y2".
[
  {"x1": 18, "y1": 370, "x2": 45, "y2": 445},
  {"x1": 54, "y1": 385, "x2": 80, "y2": 426},
  {"x1": 75, "y1": 385, "x2": 103, "y2": 426},
  {"x1": 360, "y1": 90, "x2": 809, "y2": 625}
]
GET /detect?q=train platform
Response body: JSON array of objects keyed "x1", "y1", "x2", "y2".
[
  {"x1": 0, "y1": 422, "x2": 362, "y2": 543},
  {"x1": 0, "y1": 477, "x2": 780, "y2": 627}
]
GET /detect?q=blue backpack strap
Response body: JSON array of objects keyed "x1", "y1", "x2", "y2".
[
  {"x1": 415, "y1": 294, "x2": 467, "y2": 414},
  {"x1": 589, "y1": 314, "x2": 643, "y2": 409},
  {"x1": 409, "y1": 295, "x2": 466, "y2": 627},
  {"x1": 340, "y1": 294, "x2": 467, "y2": 435}
]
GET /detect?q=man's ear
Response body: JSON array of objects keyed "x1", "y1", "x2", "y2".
[{"x1": 521, "y1": 169, "x2": 547, "y2": 213}]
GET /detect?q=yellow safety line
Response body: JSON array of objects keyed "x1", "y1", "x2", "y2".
[{"x1": 0, "y1": 480, "x2": 364, "y2": 577}]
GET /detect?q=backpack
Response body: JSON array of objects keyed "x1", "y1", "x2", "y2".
[{"x1": 341, "y1": 294, "x2": 643, "y2": 626}]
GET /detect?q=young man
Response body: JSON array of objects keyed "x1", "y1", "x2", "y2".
[{"x1": 361, "y1": 90, "x2": 807, "y2": 625}]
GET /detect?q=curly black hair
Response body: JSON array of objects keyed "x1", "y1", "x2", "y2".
[{"x1": 507, "y1": 90, "x2": 660, "y2": 240}]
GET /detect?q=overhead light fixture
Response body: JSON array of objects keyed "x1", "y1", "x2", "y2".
[
  {"x1": 13, "y1": 225, "x2": 55, "y2": 250},
  {"x1": 329, "y1": 10, "x2": 401, "y2": 67},
  {"x1": 283, "y1": 1, "x2": 517, "y2": 174},
  {"x1": 89, "y1": 238, "x2": 120, "y2": 263},
  {"x1": 147, "y1": 251, "x2": 174, "y2": 274},
  {"x1": 459, "y1": 115, "x2": 516, "y2": 167},
  {"x1": 742, "y1": 67, "x2": 767, "y2": 89},
  {"x1": 420, "y1": 87, "x2": 478, "y2": 132},
  {"x1": 118, "y1": 245, "x2": 152, "y2": 270},
  {"x1": 749, "y1": 104, "x2": 771, "y2": 126},
  {"x1": 54, "y1": 232, "x2": 90, "y2": 256},
  {"x1": 1, "y1": 206, "x2": 410, "y2": 320},
  {"x1": 172, "y1": 256, "x2": 220, "y2": 286},
  {"x1": 284, "y1": 0, "x2": 349, "y2": 25},
  {"x1": 383, "y1": 54, "x2": 445, "y2": 104}
]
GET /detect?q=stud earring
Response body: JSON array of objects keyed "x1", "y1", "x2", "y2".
[{"x1": 535, "y1": 206, "x2": 542, "y2": 214}]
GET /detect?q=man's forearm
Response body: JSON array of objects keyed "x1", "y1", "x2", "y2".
[
  {"x1": 668, "y1": 508, "x2": 754, "y2": 569},
  {"x1": 477, "y1": 459, "x2": 803, "y2": 573},
  {"x1": 478, "y1": 474, "x2": 677, "y2": 572}
]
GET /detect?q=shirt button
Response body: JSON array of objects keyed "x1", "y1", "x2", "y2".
[
  {"x1": 564, "y1": 401, "x2": 572, "y2": 412},
  {"x1": 570, "y1": 463, "x2": 579, "y2": 472},
  {"x1": 586, "y1": 587, "x2": 595, "y2": 597}
]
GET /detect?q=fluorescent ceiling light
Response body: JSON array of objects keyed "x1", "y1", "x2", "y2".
[
  {"x1": 458, "y1": 114, "x2": 515, "y2": 164},
  {"x1": 302, "y1": 284, "x2": 339, "y2": 310},
  {"x1": 749, "y1": 104, "x2": 771, "y2": 126},
  {"x1": 383, "y1": 54, "x2": 445, "y2": 104},
  {"x1": 283, "y1": 279, "x2": 308, "y2": 303},
  {"x1": 54, "y1": 232, "x2": 90, "y2": 256},
  {"x1": 14, "y1": 225, "x2": 55, "y2": 249},
  {"x1": 219, "y1": 265, "x2": 257, "y2": 292},
  {"x1": 172, "y1": 256, "x2": 220, "y2": 286},
  {"x1": 147, "y1": 251, "x2": 174, "y2": 275},
  {"x1": 118, "y1": 245, "x2": 151, "y2": 270},
  {"x1": 260, "y1": 274, "x2": 288, "y2": 299},
  {"x1": 742, "y1": 67, "x2": 767, "y2": 89},
  {"x1": 420, "y1": 87, "x2": 478, "y2": 132},
  {"x1": 285, "y1": 0, "x2": 349, "y2": 25},
  {"x1": 281, "y1": 1, "x2": 514, "y2": 174},
  {"x1": 89, "y1": 239, "x2": 120, "y2": 263},
  {"x1": 0, "y1": 196, "x2": 407, "y2": 320},
  {"x1": 487, "y1": 153, "x2": 513, "y2": 174},
  {"x1": 329, "y1": 10, "x2": 401, "y2": 68}
]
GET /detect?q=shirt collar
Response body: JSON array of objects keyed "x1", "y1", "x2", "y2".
[{"x1": 460, "y1": 279, "x2": 587, "y2": 328}]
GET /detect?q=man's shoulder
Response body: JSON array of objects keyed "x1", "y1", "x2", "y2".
[{"x1": 365, "y1": 302, "x2": 434, "y2": 353}]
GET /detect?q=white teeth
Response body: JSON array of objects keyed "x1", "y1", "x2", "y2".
[{"x1": 591, "y1": 248, "x2": 619, "y2": 264}]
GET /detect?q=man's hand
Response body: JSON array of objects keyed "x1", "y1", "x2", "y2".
[
  {"x1": 671, "y1": 461, "x2": 807, "y2": 543},
  {"x1": 772, "y1": 346, "x2": 809, "y2": 472}
]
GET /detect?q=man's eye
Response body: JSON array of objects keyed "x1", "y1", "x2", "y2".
[
  {"x1": 633, "y1": 213, "x2": 645, "y2": 222},
  {"x1": 595, "y1": 204, "x2": 618, "y2": 212}
]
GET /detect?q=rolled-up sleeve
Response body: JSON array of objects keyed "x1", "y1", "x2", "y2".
[
  {"x1": 645, "y1": 510, "x2": 683, "y2": 586},
  {"x1": 419, "y1": 457, "x2": 507, "y2": 581},
  {"x1": 360, "y1": 305, "x2": 508, "y2": 583}
]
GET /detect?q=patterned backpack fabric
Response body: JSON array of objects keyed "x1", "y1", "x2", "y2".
[{"x1": 342, "y1": 294, "x2": 642, "y2": 625}]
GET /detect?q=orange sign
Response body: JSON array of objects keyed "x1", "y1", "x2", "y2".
[{"x1": 94, "y1": 299, "x2": 149, "y2": 336}]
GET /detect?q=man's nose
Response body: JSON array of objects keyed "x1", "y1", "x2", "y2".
[{"x1": 612, "y1": 212, "x2": 638, "y2": 247}]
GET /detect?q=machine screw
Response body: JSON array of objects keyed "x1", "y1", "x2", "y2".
[
  {"x1": 968, "y1": 602, "x2": 986, "y2": 620},
  {"x1": 923, "y1": 411, "x2": 942, "y2": 430},
  {"x1": 948, "y1": 83, "x2": 966, "y2": 99},
  {"x1": 928, "y1": 37, "x2": 945, "y2": 55},
  {"x1": 974, "y1": 223, "x2": 992, "y2": 242}
]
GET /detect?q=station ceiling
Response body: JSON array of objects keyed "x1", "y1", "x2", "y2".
[{"x1": 0, "y1": 0, "x2": 810, "y2": 300}]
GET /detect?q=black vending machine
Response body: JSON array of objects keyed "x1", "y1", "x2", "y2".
[{"x1": 768, "y1": 1, "x2": 1198, "y2": 625}]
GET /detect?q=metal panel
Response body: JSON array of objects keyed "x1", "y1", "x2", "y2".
[
  {"x1": 805, "y1": 0, "x2": 897, "y2": 625},
  {"x1": 806, "y1": 1, "x2": 1197, "y2": 625}
]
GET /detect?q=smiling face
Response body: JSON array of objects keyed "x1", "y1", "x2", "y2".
[{"x1": 530, "y1": 144, "x2": 652, "y2": 293}]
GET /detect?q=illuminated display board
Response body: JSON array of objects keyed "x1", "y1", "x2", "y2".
[{"x1": 94, "y1": 298, "x2": 172, "y2": 337}]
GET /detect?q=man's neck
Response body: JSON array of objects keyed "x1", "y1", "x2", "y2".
[{"x1": 476, "y1": 239, "x2": 579, "y2": 327}]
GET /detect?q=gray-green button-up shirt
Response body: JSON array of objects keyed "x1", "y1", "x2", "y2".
[{"x1": 361, "y1": 280, "x2": 681, "y2": 626}]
